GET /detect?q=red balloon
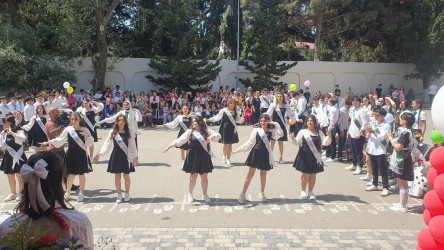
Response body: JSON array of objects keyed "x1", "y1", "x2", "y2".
[
  {"x1": 434, "y1": 174, "x2": 444, "y2": 199},
  {"x1": 424, "y1": 190, "x2": 444, "y2": 215},
  {"x1": 417, "y1": 228, "x2": 444, "y2": 249},
  {"x1": 428, "y1": 168, "x2": 439, "y2": 189},
  {"x1": 423, "y1": 209, "x2": 436, "y2": 225},
  {"x1": 429, "y1": 215, "x2": 444, "y2": 243},
  {"x1": 430, "y1": 147, "x2": 444, "y2": 172}
]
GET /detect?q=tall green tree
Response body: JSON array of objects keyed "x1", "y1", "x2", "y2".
[
  {"x1": 146, "y1": 0, "x2": 222, "y2": 91},
  {"x1": 240, "y1": 0, "x2": 297, "y2": 89}
]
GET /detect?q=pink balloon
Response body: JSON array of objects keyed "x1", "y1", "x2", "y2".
[
  {"x1": 424, "y1": 190, "x2": 444, "y2": 215},
  {"x1": 417, "y1": 228, "x2": 444, "y2": 249},
  {"x1": 424, "y1": 209, "x2": 436, "y2": 225},
  {"x1": 429, "y1": 215, "x2": 444, "y2": 243},
  {"x1": 428, "y1": 168, "x2": 439, "y2": 189},
  {"x1": 430, "y1": 147, "x2": 444, "y2": 173},
  {"x1": 304, "y1": 80, "x2": 311, "y2": 87},
  {"x1": 434, "y1": 174, "x2": 444, "y2": 199}
]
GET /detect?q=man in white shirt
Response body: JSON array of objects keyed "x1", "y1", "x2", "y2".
[
  {"x1": 325, "y1": 97, "x2": 340, "y2": 163},
  {"x1": 337, "y1": 100, "x2": 351, "y2": 163},
  {"x1": 34, "y1": 94, "x2": 44, "y2": 108},
  {"x1": 112, "y1": 85, "x2": 123, "y2": 98},
  {"x1": 16, "y1": 96, "x2": 25, "y2": 114},
  {"x1": 7, "y1": 97, "x2": 19, "y2": 113},
  {"x1": 345, "y1": 96, "x2": 368, "y2": 171},
  {"x1": 94, "y1": 88, "x2": 103, "y2": 100},
  {"x1": 23, "y1": 96, "x2": 36, "y2": 123},
  {"x1": 365, "y1": 107, "x2": 390, "y2": 196},
  {"x1": 429, "y1": 84, "x2": 438, "y2": 105},
  {"x1": 44, "y1": 93, "x2": 63, "y2": 114},
  {"x1": 0, "y1": 96, "x2": 12, "y2": 119},
  {"x1": 57, "y1": 90, "x2": 68, "y2": 108},
  {"x1": 292, "y1": 90, "x2": 307, "y2": 135},
  {"x1": 260, "y1": 89, "x2": 270, "y2": 113}
]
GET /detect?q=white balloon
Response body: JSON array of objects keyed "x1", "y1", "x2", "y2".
[
  {"x1": 384, "y1": 113, "x2": 394, "y2": 124},
  {"x1": 431, "y1": 86, "x2": 444, "y2": 134},
  {"x1": 63, "y1": 82, "x2": 70, "y2": 88}
]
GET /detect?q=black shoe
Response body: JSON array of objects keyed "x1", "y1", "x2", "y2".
[
  {"x1": 338, "y1": 159, "x2": 343, "y2": 163},
  {"x1": 71, "y1": 184, "x2": 80, "y2": 191}
]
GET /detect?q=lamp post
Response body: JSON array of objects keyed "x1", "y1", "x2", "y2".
[{"x1": 236, "y1": 0, "x2": 240, "y2": 89}]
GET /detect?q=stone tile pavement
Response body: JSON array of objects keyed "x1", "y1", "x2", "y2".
[{"x1": 93, "y1": 228, "x2": 419, "y2": 249}]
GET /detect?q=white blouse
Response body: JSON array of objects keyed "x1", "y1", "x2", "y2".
[
  {"x1": 0, "y1": 130, "x2": 27, "y2": 145},
  {"x1": 206, "y1": 107, "x2": 244, "y2": 124},
  {"x1": 235, "y1": 125, "x2": 283, "y2": 153},
  {"x1": 291, "y1": 129, "x2": 331, "y2": 147},
  {"x1": 97, "y1": 128, "x2": 137, "y2": 161},
  {"x1": 48, "y1": 126, "x2": 94, "y2": 149},
  {"x1": 170, "y1": 128, "x2": 221, "y2": 148}
]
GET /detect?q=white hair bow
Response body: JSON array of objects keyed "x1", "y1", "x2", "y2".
[{"x1": 20, "y1": 159, "x2": 50, "y2": 212}]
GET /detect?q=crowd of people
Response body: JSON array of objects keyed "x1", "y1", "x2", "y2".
[{"x1": 0, "y1": 82, "x2": 439, "y2": 248}]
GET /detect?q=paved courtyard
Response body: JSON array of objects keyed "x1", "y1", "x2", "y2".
[{"x1": 1, "y1": 111, "x2": 435, "y2": 249}]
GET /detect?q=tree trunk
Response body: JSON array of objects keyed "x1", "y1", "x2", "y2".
[
  {"x1": 91, "y1": 0, "x2": 120, "y2": 90},
  {"x1": 314, "y1": 17, "x2": 323, "y2": 61},
  {"x1": 6, "y1": 0, "x2": 20, "y2": 28}
]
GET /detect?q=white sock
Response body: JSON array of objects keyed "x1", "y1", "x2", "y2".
[{"x1": 400, "y1": 189, "x2": 408, "y2": 208}]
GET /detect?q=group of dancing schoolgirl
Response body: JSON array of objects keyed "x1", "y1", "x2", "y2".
[
  {"x1": 1, "y1": 90, "x2": 420, "y2": 209},
  {"x1": 1, "y1": 99, "x2": 141, "y2": 204},
  {"x1": 1, "y1": 91, "x2": 334, "y2": 205}
]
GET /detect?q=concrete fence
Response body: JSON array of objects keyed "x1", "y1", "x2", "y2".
[{"x1": 74, "y1": 58, "x2": 443, "y2": 101}]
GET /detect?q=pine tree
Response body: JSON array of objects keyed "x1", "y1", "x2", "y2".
[
  {"x1": 146, "y1": 0, "x2": 222, "y2": 91},
  {"x1": 239, "y1": 0, "x2": 297, "y2": 90}
]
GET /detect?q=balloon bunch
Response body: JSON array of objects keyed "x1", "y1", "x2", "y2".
[
  {"x1": 417, "y1": 85, "x2": 444, "y2": 249},
  {"x1": 417, "y1": 147, "x2": 444, "y2": 249}
]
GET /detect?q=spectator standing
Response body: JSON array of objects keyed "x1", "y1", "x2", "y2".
[
  {"x1": 428, "y1": 84, "x2": 438, "y2": 104},
  {"x1": 375, "y1": 84, "x2": 383, "y2": 99}
]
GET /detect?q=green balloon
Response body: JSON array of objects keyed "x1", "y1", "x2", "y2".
[{"x1": 430, "y1": 130, "x2": 444, "y2": 144}]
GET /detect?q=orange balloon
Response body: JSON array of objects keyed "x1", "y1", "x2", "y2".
[{"x1": 288, "y1": 120, "x2": 296, "y2": 125}]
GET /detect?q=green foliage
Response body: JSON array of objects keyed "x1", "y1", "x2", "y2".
[
  {"x1": 146, "y1": 0, "x2": 222, "y2": 91},
  {"x1": 0, "y1": 24, "x2": 76, "y2": 95},
  {"x1": 239, "y1": 0, "x2": 297, "y2": 89}
]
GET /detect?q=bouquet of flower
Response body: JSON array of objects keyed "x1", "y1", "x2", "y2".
[{"x1": 0, "y1": 216, "x2": 84, "y2": 249}]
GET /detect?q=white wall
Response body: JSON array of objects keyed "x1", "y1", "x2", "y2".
[{"x1": 74, "y1": 58, "x2": 444, "y2": 99}]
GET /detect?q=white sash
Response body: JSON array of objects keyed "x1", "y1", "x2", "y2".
[
  {"x1": 301, "y1": 130, "x2": 323, "y2": 166},
  {"x1": 178, "y1": 116, "x2": 189, "y2": 131},
  {"x1": 257, "y1": 128, "x2": 274, "y2": 167},
  {"x1": 68, "y1": 129, "x2": 92, "y2": 170},
  {"x1": 81, "y1": 113, "x2": 95, "y2": 131},
  {"x1": 225, "y1": 109, "x2": 238, "y2": 134},
  {"x1": 192, "y1": 130, "x2": 216, "y2": 159},
  {"x1": 275, "y1": 105, "x2": 287, "y2": 129},
  {"x1": 3, "y1": 136, "x2": 24, "y2": 169},
  {"x1": 36, "y1": 117, "x2": 47, "y2": 136},
  {"x1": 115, "y1": 133, "x2": 131, "y2": 169}
]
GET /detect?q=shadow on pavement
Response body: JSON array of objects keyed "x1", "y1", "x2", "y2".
[
  {"x1": 137, "y1": 162, "x2": 171, "y2": 167},
  {"x1": 315, "y1": 194, "x2": 369, "y2": 204}
]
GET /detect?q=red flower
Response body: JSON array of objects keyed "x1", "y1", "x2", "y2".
[{"x1": 28, "y1": 234, "x2": 59, "y2": 246}]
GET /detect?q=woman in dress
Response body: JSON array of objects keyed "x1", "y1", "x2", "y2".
[
  {"x1": 265, "y1": 91, "x2": 297, "y2": 164},
  {"x1": 41, "y1": 112, "x2": 93, "y2": 202},
  {"x1": 399, "y1": 86, "x2": 405, "y2": 102},
  {"x1": 251, "y1": 91, "x2": 261, "y2": 125},
  {"x1": 22, "y1": 105, "x2": 48, "y2": 152},
  {"x1": 163, "y1": 116, "x2": 221, "y2": 203},
  {"x1": 162, "y1": 101, "x2": 172, "y2": 124},
  {"x1": 232, "y1": 114, "x2": 283, "y2": 204},
  {"x1": 291, "y1": 115, "x2": 331, "y2": 200},
  {"x1": 205, "y1": 99, "x2": 244, "y2": 166},
  {"x1": 76, "y1": 100, "x2": 104, "y2": 157},
  {"x1": 0, "y1": 115, "x2": 27, "y2": 202},
  {"x1": 388, "y1": 111, "x2": 415, "y2": 212},
  {"x1": 94, "y1": 115, "x2": 138, "y2": 203},
  {"x1": 0, "y1": 151, "x2": 94, "y2": 249},
  {"x1": 156, "y1": 106, "x2": 194, "y2": 161}
]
